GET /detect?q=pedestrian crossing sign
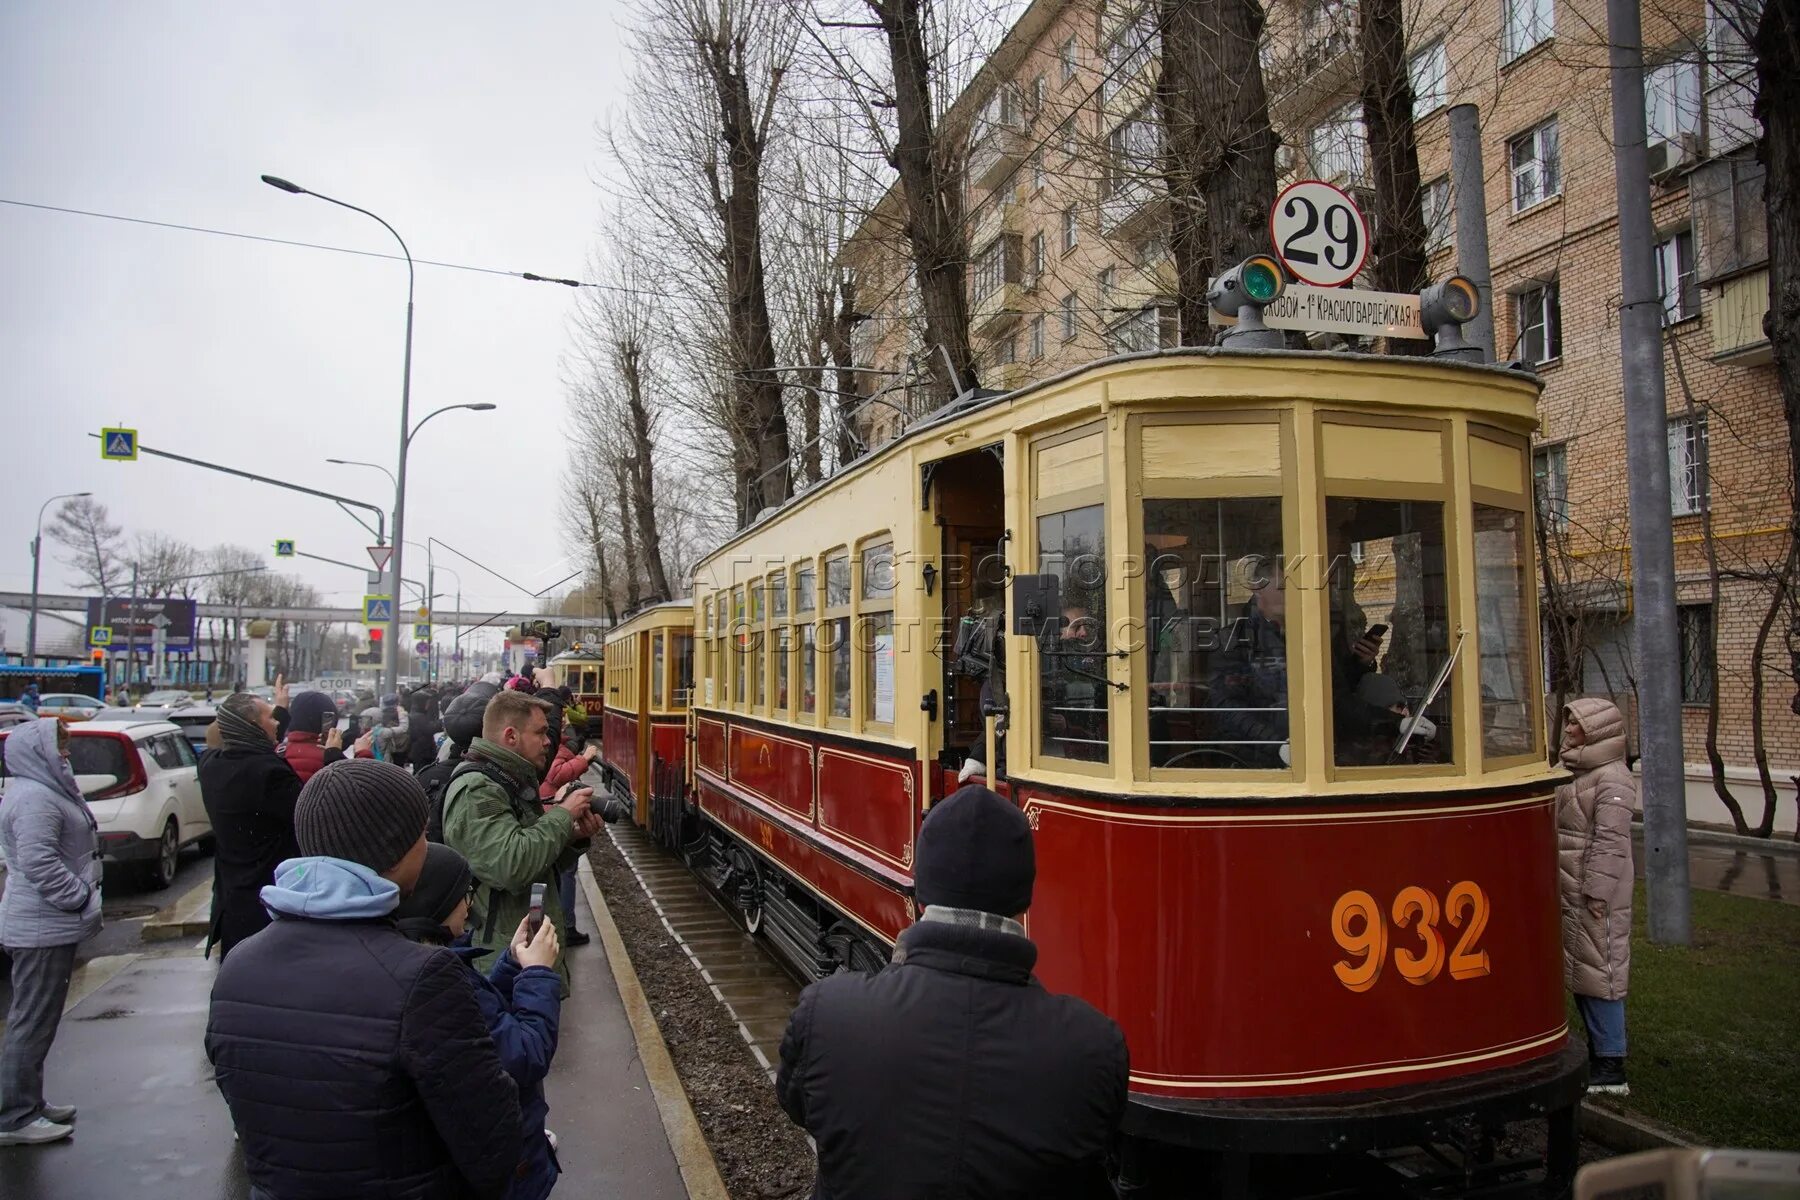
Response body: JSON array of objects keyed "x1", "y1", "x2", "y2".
[
  {"x1": 363, "y1": 595, "x2": 394, "y2": 623},
  {"x1": 90, "y1": 625, "x2": 113, "y2": 647},
  {"x1": 100, "y1": 427, "x2": 138, "y2": 461},
  {"x1": 413, "y1": 623, "x2": 431, "y2": 639},
  {"x1": 274, "y1": 539, "x2": 296, "y2": 558}
]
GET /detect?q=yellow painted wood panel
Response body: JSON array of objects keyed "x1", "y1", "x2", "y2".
[
  {"x1": 1141, "y1": 422, "x2": 1280, "y2": 480},
  {"x1": 1470, "y1": 437, "x2": 1524, "y2": 495},
  {"x1": 1322, "y1": 424, "x2": 1442, "y2": 484},
  {"x1": 1036, "y1": 431, "x2": 1104, "y2": 499}
]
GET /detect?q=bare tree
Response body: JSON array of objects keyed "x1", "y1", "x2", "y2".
[
  {"x1": 47, "y1": 496, "x2": 123, "y2": 594},
  {"x1": 1751, "y1": 0, "x2": 1799, "y2": 524},
  {"x1": 1357, "y1": 0, "x2": 1430, "y2": 331},
  {"x1": 130, "y1": 532, "x2": 199, "y2": 599}
]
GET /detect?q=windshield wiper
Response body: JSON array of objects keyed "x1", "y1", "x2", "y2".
[{"x1": 1391, "y1": 629, "x2": 1466, "y2": 761}]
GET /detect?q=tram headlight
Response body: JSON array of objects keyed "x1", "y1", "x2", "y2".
[
  {"x1": 1209, "y1": 255, "x2": 1288, "y2": 349},
  {"x1": 1419, "y1": 275, "x2": 1483, "y2": 361}
]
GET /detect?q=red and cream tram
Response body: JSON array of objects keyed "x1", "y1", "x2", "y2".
[
  {"x1": 599, "y1": 602, "x2": 694, "y2": 830},
  {"x1": 602, "y1": 348, "x2": 1582, "y2": 1194},
  {"x1": 544, "y1": 643, "x2": 606, "y2": 723}
]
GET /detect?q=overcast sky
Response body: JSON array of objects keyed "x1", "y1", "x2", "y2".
[{"x1": 1, "y1": 2, "x2": 633, "y2": 656}]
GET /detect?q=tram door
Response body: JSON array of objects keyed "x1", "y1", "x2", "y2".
[{"x1": 926, "y1": 447, "x2": 1005, "y2": 803}]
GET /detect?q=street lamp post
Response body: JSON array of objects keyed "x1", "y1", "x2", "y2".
[{"x1": 27, "y1": 491, "x2": 93, "y2": 665}]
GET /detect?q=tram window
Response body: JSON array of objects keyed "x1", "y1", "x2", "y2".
[
  {"x1": 1143, "y1": 498, "x2": 1289, "y2": 770},
  {"x1": 1324, "y1": 499, "x2": 1453, "y2": 767},
  {"x1": 673, "y1": 634, "x2": 694, "y2": 710},
  {"x1": 861, "y1": 539, "x2": 895, "y2": 727},
  {"x1": 826, "y1": 617, "x2": 852, "y2": 719},
  {"x1": 775, "y1": 625, "x2": 791, "y2": 711},
  {"x1": 800, "y1": 623, "x2": 818, "y2": 715},
  {"x1": 825, "y1": 551, "x2": 851, "y2": 607},
  {"x1": 652, "y1": 635, "x2": 666, "y2": 710},
  {"x1": 796, "y1": 563, "x2": 817, "y2": 615},
  {"x1": 733, "y1": 587, "x2": 747, "y2": 706},
  {"x1": 1474, "y1": 505, "x2": 1535, "y2": 759},
  {"x1": 1037, "y1": 506, "x2": 1108, "y2": 763},
  {"x1": 749, "y1": 583, "x2": 766, "y2": 708},
  {"x1": 771, "y1": 571, "x2": 788, "y2": 620}
]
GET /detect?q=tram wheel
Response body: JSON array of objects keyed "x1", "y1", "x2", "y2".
[{"x1": 727, "y1": 846, "x2": 764, "y2": 934}]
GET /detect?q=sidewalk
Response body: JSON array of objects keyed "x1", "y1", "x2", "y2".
[{"x1": 0, "y1": 874, "x2": 699, "y2": 1198}]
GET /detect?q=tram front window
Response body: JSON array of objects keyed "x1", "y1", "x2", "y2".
[
  {"x1": 1474, "y1": 505, "x2": 1535, "y2": 758},
  {"x1": 1038, "y1": 506, "x2": 1108, "y2": 763},
  {"x1": 1144, "y1": 498, "x2": 1288, "y2": 770},
  {"x1": 1326, "y1": 499, "x2": 1453, "y2": 767}
]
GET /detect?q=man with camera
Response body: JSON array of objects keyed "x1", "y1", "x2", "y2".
[{"x1": 442, "y1": 689, "x2": 622, "y2": 992}]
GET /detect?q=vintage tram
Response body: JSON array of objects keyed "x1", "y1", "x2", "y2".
[
  {"x1": 598, "y1": 602, "x2": 693, "y2": 830},
  {"x1": 542, "y1": 643, "x2": 607, "y2": 723},
  {"x1": 600, "y1": 348, "x2": 1582, "y2": 1195}
]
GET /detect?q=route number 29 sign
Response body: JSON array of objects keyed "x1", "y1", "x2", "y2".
[{"x1": 1270, "y1": 180, "x2": 1370, "y2": 288}]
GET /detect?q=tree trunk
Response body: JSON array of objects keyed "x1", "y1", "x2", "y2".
[
  {"x1": 830, "y1": 276, "x2": 862, "y2": 467},
  {"x1": 1748, "y1": 541, "x2": 1794, "y2": 837},
  {"x1": 1755, "y1": 1, "x2": 1800, "y2": 531},
  {"x1": 1158, "y1": 0, "x2": 1215, "y2": 344},
  {"x1": 869, "y1": 0, "x2": 976, "y2": 402},
  {"x1": 701, "y1": 20, "x2": 791, "y2": 522},
  {"x1": 1358, "y1": 0, "x2": 1431, "y2": 351},
  {"x1": 618, "y1": 338, "x2": 672, "y2": 601},
  {"x1": 800, "y1": 286, "x2": 830, "y2": 486},
  {"x1": 613, "y1": 461, "x2": 644, "y2": 613},
  {"x1": 581, "y1": 487, "x2": 619, "y2": 626}
]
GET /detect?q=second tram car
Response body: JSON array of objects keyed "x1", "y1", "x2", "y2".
[
  {"x1": 543, "y1": 643, "x2": 607, "y2": 723},
  {"x1": 599, "y1": 348, "x2": 1583, "y2": 1194},
  {"x1": 600, "y1": 602, "x2": 694, "y2": 829}
]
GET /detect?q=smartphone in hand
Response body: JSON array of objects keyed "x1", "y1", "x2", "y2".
[{"x1": 525, "y1": 882, "x2": 547, "y2": 945}]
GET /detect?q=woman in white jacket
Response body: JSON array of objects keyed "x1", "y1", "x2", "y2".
[{"x1": 0, "y1": 717, "x2": 103, "y2": 1145}]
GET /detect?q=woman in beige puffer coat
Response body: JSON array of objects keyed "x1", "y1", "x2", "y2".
[{"x1": 1555, "y1": 697, "x2": 1636, "y2": 1095}]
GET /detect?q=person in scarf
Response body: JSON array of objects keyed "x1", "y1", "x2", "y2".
[{"x1": 198, "y1": 679, "x2": 303, "y2": 959}]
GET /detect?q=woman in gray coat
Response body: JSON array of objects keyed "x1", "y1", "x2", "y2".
[{"x1": 0, "y1": 717, "x2": 103, "y2": 1145}]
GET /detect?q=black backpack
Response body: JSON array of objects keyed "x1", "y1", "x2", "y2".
[{"x1": 430, "y1": 756, "x2": 539, "y2": 844}]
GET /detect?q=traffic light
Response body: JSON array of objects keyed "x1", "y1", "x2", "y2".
[
  {"x1": 1418, "y1": 276, "x2": 1482, "y2": 361},
  {"x1": 368, "y1": 627, "x2": 384, "y2": 644},
  {"x1": 91, "y1": 648, "x2": 105, "y2": 663},
  {"x1": 1209, "y1": 255, "x2": 1288, "y2": 349}
]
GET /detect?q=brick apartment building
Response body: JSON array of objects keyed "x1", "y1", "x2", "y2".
[{"x1": 840, "y1": 0, "x2": 1790, "y2": 829}]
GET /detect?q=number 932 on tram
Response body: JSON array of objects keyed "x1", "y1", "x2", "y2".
[{"x1": 644, "y1": 345, "x2": 1581, "y2": 1195}]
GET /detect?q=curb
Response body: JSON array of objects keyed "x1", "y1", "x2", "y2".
[
  {"x1": 1580, "y1": 1099, "x2": 1694, "y2": 1152},
  {"x1": 578, "y1": 855, "x2": 731, "y2": 1200},
  {"x1": 1682, "y1": 826, "x2": 1800, "y2": 857},
  {"x1": 141, "y1": 873, "x2": 214, "y2": 942}
]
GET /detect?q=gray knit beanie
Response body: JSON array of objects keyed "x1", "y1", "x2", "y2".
[{"x1": 295, "y1": 759, "x2": 429, "y2": 872}]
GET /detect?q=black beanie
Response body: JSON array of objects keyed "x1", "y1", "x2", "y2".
[
  {"x1": 393, "y1": 843, "x2": 473, "y2": 931},
  {"x1": 913, "y1": 785, "x2": 1035, "y2": 916},
  {"x1": 287, "y1": 691, "x2": 337, "y2": 736},
  {"x1": 295, "y1": 759, "x2": 429, "y2": 872}
]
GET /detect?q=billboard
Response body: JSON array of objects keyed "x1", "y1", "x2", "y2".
[{"x1": 84, "y1": 597, "x2": 199, "y2": 652}]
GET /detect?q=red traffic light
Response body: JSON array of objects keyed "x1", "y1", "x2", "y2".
[
  {"x1": 91, "y1": 648, "x2": 106, "y2": 662},
  {"x1": 369, "y1": 628, "x2": 384, "y2": 643}
]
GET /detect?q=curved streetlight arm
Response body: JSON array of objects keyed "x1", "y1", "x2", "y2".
[
  {"x1": 405, "y1": 403, "x2": 496, "y2": 450},
  {"x1": 275, "y1": 184, "x2": 415, "y2": 301},
  {"x1": 27, "y1": 490, "x2": 94, "y2": 663},
  {"x1": 327, "y1": 457, "x2": 397, "y2": 489}
]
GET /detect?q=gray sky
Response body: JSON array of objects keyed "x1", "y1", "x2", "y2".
[{"x1": 1, "y1": 1, "x2": 632, "y2": 655}]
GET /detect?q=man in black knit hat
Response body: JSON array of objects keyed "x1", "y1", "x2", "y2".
[
  {"x1": 206, "y1": 759, "x2": 523, "y2": 1199},
  {"x1": 775, "y1": 784, "x2": 1128, "y2": 1199}
]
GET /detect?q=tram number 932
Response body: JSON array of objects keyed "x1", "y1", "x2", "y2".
[{"x1": 1329, "y1": 881, "x2": 1492, "y2": 993}]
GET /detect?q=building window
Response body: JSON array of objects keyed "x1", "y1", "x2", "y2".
[
  {"x1": 1105, "y1": 305, "x2": 1174, "y2": 354},
  {"x1": 1031, "y1": 154, "x2": 1046, "y2": 192},
  {"x1": 972, "y1": 235, "x2": 1019, "y2": 300},
  {"x1": 1645, "y1": 57, "x2": 1701, "y2": 148},
  {"x1": 1028, "y1": 315, "x2": 1046, "y2": 359},
  {"x1": 1422, "y1": 176, "x2": 1453, "y2": 251},
  {"x1": 1099, "y1": 265, "x2": 1116, "y2": 302},
  {"x1": 1410, "y1": 41, "x2": 1448, "y2": 118},
  {"x1": 1060, "y1": 35, "x2": 1078, "y2": 82},
  {"x1": 1060, "y1": 118, "x2": 1078, "y2": 161},
  {"x1": 1060, "y1": 292, "x2": 1078, "y2": 341},
  {"x1": 1030, "y1": 230, "x2": 1046, "y2": 283},
  {"x1": 1668, "y1": 415, "x2": 1710, "y2": 516},
  {"x1": 1533, "y1": 444, "x2": 1568, "y2": 530},
  {"x1": 1678, "y1": 605, "x2": 1713, "y2": 703},
  {"x1": 1504, "y1": 0, "x2": 1553, "y2": 61},
  {"x1": 1514, "y1": 281, "x2": 1561, "y2": 363},
  {"x1": 1655, "y1": 228, "x2": 1698, "y2": 323},
  {"x1": 1310, "y1": 103, "x2": 1366, "y2": 183},
  {"x1": 1510, "y1": 118, "x2": 1560, "y2": 212},
  {"x1": 1062, "y1": 205, "x2": 1080, "y2": 252},
  {"x1": 1102, "y1": 2, "x2": 1159, "y2": 103},
  {"x1": 1705, "y1": 0, "x2": 1759, "y2": 154}
]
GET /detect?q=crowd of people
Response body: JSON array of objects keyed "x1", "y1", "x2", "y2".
[{"x1": 0, "y1": 661, "x2": 1641, "y2": 1194}]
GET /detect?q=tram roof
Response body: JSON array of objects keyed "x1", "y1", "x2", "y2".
[
  {"x1": 604, "y1": 599, "x2": 695, "y2": 646},
  {"x1": 694, "y1": 346, "x2": 1542, "y2": 573}
]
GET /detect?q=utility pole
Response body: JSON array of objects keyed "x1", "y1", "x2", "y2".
[{"x1": 1607, "y1": 0, "x2": 1691, "y2": 944}]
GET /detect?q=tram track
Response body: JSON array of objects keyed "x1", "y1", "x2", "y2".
[{"x1": 605, "y1": 821, "x2": 804, "y2": 1080}]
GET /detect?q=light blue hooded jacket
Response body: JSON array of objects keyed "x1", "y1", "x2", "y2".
[
  {"x1": 260, "y1": 856, "x2": 401, "y2": 922},
  {"x1": 0, "y1": 718, "x2": 103, "y2": 948}
]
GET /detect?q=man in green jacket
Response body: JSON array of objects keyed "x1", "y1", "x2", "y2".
[{"x1": 442, "y1": 690, "x2": 600, "y2": 990}]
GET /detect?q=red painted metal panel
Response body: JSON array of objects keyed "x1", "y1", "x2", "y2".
[
  {"x1": 817, "y1": 746, "x2": 918, "y2": 871},
  {"x1": 695, "y1": 715, "x2": 726, "y2": 778},
  {"x1": 727, "y1": 724, "x2": 815, "y2": 820},
  {"x1": 698, "y1": 777, "x2": 913, "y2": 942},
  {"x1": 604, "y1": 711, "x2": 640, "y2": 802},
  {"x1": 649, "y1": 718, "x2": 687, "y2": 776},
  {"x1": 1018, "y1": 784, "x2": 1567, "y2": 1099}
]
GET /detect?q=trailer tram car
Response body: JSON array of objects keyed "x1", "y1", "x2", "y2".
[
  {"x1": 609, "y1": 348, "x2": 1584, "y2": 1196},
  {"x1": 599, "y1": 602, "x2": 693, "y2": 832},
  {"x1": 544, "y1": 644, "x2": 607, "y2": 723}
]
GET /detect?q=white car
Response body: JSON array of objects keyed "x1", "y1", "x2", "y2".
[
  {"x1": 0, "y1": 717, "x2": 211, "y2": 888},
  {"x1": 134, "y1": 688, "x2": 198, "y2": 714}
]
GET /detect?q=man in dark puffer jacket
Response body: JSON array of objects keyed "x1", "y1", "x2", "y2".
[
  {"x1": 776, "y1": 785, "x2": 1129, "y2": 1199},
  {"x1": 206, "y1": 759, "x2": 522, "y2": 1199}
]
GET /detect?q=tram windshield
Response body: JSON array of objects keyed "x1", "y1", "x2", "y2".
[
  {"x1": 1326, "y1": 499, "x2": 1454, "y2": 767},
  {"x1": 1144, "y1": 498, "x2": 1289, "y2": 770},
  {"x1": 1038, "y1": 505, "x2": 1108, "y2": 763}
]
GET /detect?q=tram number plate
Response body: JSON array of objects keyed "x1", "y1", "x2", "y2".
[
  {"x1": 1329, "y1": 881, "x2": 1492, "y2": 992},
  {"x1": 758, "y1": 821, "x2": 776, "y2": 853}
]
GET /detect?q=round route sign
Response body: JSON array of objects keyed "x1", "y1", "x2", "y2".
[{"x1": 1269, "y1": 180, "x2": 1370, "y2": 288}]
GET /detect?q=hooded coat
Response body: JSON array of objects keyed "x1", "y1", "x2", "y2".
[
  {"x1": 199, "y1": 728, "x2": 305, "y2": 959},
  {"x1": 0, "y1": 718, "x2": 103, "y2": 948},
  {"x1": 206, "y1": 857, "x2": 523, "y2": 1199},
  {"x1": 1555, "y1": 697, "x2": 1636, "y2": 1000}
]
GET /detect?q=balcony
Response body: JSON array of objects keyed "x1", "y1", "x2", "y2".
[
  {"x1": 1107, "y1": 255, "x2": 1177, "y2": 313},
  {"x1": 970, "y1": 230, "x2": 1024, "y2": 336},
  {"x1": 1709, "y1": 267, "x2": 1772, "y2": 365},
  {"x1": 970, "y1": 193, "x2": 1025, "y2": 251},
  {"x1": 980, "y1": 359, "x2": 1032, "y2": 392},
  {"x1": 973, "y1": 281, "x2": 1026, "y2": 337},
  {"x1": 1268, "y1": 30, "x2": 1358, "y2": 129},
  {"x1": 969, "y1": 119, "x2": 1027, "y2": 193},
  {"x1": 1100, "y1": 176, "x2": 1168, "y2": 241}
]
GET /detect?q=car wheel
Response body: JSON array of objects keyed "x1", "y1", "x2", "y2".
[{"x1": 145, "y1": 818, "x2": 179, "y2": 890}]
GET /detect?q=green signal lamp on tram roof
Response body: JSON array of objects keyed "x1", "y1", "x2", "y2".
[
  {"x1": 1209, "y1": 254, "x2": 1288, "y2": 350},
  {"x1": 1419, "y1": 275, "x2": 1483, "y2": 362}
]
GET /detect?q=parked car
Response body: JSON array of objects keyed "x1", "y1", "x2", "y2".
[
  {"x1": 0, "y1": 705, "x2": 31, "y2": 731},
  {"x1": 162, "y1": 702, "x2": 218, "y2": 759},
  {"x1": 134, "y1": 688, "x2": 197, "y2": 714},
  {"x1": 0, "y1": 717, "x2": 211, "y2": 888},
  {"x1": 36, "y1": 693, "x2": 111, "y2": 722}
]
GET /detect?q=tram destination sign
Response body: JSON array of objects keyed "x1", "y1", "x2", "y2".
[{"x1": 1210, "y1": 282, "x2": 1429, "y2": 339}]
